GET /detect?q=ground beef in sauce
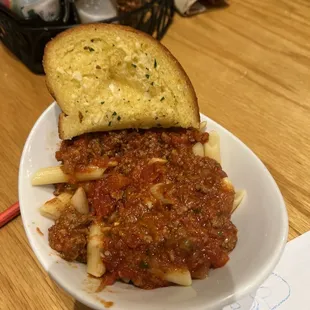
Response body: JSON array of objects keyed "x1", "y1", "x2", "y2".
[
  {"x1": 49, "y1": 207, "x2": 91, "y2": 262},
  {"x1": 50, "y1": 128, "x2": 238, "y2": 289}
]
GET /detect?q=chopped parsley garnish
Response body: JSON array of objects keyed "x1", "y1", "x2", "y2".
[
  {"x1": 139, "y1": 260, "x2": 149, "y2": 269},
  {"x1": 154, "y1": 59, "x2": 157, "y2": 68},
  {"x1": 84, "y1": 46, "x2": 94, "y2": 52},
  {"x1": 132, "y1": 63, "x2": 137, "y2": 68},
  {"x1": 108, "y1": 121, "x2": 112, "y2": 126},
  {"x1": 145, "y1": 74, "x2": 150, "y2": 79},
  {"x1": 112, "y1": 111, "x2": 117, "y2": 116},
  {"x1": 117, "y1": 116, "x2": 121, "y2": 121},
  {"x1": 181, "y1": 239, "x2": 193, "y2": 251},
  {"x1": 160, "y1": 97, "x2": 165, "y2": 101},
  {"x1": 100, "y1": 101, "x2": 105, "y2": 104},
  {"x1": 78, "y1": 111, "x2": 83, "y2": 123}
]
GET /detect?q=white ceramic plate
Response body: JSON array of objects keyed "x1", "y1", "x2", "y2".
[{"x1": 19, "y1": 102, "x2": 288, "y2": 310}]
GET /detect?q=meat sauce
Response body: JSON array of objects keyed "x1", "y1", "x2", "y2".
[{"x1": 49, "y1": 128, "x2": 238, "y2": 289}]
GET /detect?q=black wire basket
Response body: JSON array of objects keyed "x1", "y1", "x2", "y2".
[{"x1": 0, "y1": 0, "x2": 174, "y2": 74}]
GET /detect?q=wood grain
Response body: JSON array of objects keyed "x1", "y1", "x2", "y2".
[{"x1": 0, "y1": 0, "x2": 309, "y2": 308}]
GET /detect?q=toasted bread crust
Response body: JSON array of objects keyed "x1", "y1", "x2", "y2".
[{"x1": 58, "y1": 113, "x2": 65, "y2": 140}]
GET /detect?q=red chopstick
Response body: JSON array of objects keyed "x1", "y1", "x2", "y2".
[{"x1": 0, "y1": 202, "x2": 20, "y2": 228}]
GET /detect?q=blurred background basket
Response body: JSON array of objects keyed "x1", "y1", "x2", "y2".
[{"x1": 0, "y1": 0, "x2": 174, "y2": 74}]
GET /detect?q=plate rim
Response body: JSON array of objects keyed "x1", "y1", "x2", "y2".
[{"x1": 18, "y1": 102, "x2": 289, "y2": 310}]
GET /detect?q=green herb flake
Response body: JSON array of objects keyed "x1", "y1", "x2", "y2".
[
  {"x1": 139, "y1": 260, "x2": 149, "y2": 269},
  {"x1": 84, "y1": 46, "x2": 95, "y2": 52},
  {"x1": 181, "y1": 239, "x2": 193, "y2": 252},
  {"x1": 78, "y1": 111, "x2": 83, "y2": 123},
  {"x1": 112, "y1": 111, "x2": 117, "y2": 116},
  {"x1": 145, "y1": 74, "x2": 150, "y2": 79},
  {"x1": 154, "y1": 59, "x2": 157, "y2": 68},
  {"x1": 160, "y1": 97, "x2": 165, "y2": 101},
  {"x1": 151, "y1": 82, "x2": 154, "y2": 86},
  {"x1": 132, "y1": 63, "x2": 137, "y2": 68},
  {"x1": 218, "y1": 231, "x2": 223, "y2": 236},
  {"x1": 117, "y1": 116, "x2": 121, "y2": 121},
  {"x1": 184, "y1": 239, "x2": 192, "y2": 248},
  {"x1": 108, "y1": 121, "x2": 112, "y2": 126},
  {"x1": 100, "y1": 101, "x2": 105, "y2": 105}
]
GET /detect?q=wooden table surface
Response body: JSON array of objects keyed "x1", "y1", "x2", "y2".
[{"x1": 1, "y1": 0, "x2": 310, "y2": 309}]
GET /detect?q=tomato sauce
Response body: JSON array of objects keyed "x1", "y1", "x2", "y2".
[{"x1": 51, "y1": 128, "x2": 237, "y2": 289}]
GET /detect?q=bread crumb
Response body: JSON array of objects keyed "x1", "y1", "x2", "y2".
[
  {"x1": 72, "y1": 71, "x2": 82, "y2": 81},
  {"x1": 56, "y1": 67, "x2": 65, "y2": 74}
]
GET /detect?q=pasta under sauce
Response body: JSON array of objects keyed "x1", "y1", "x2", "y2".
[{"x1": 50, "y1": 128, "x2": 238, "y2": 289}]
